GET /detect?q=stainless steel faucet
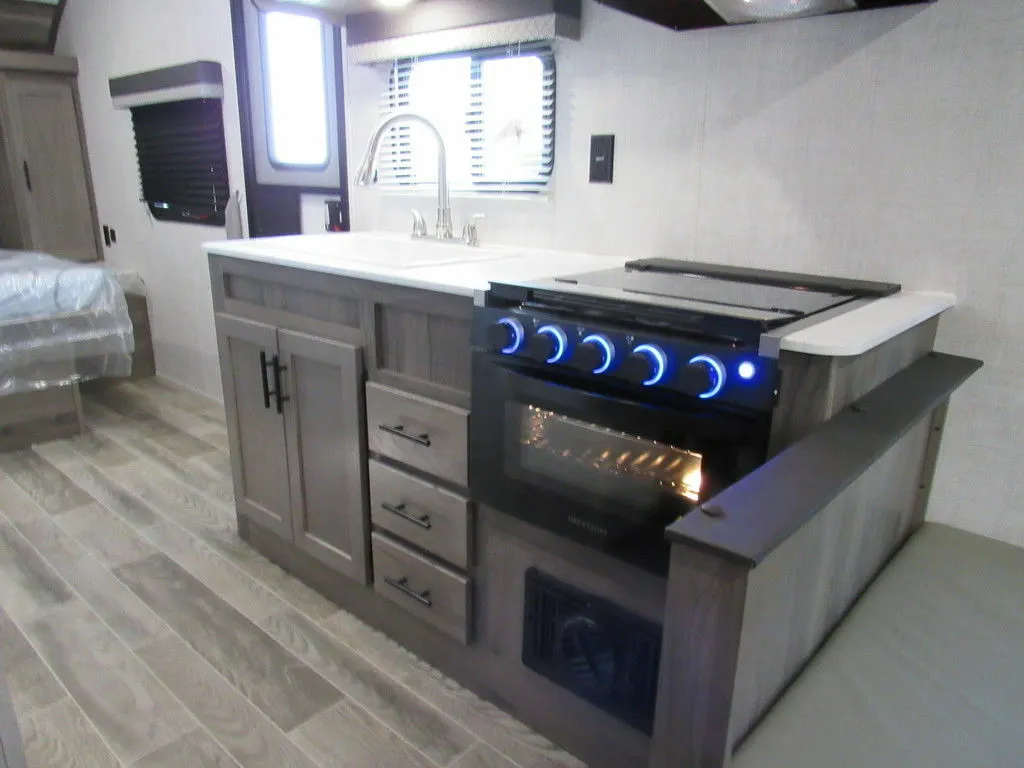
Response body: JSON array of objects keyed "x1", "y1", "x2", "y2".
[{"x1": 355, "y1": 112, "x2": 455, "y2": 241}]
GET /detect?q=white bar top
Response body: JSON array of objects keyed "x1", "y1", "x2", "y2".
[{"x1": 204, "y1": 232, "x2": 955, "y2": 358}]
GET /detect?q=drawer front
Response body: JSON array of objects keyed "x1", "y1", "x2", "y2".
[
  {"x1": 371, "y1": 532, "x2": 470, "y2": 644},
  {"x1": 369, "y1": 460, "x2": 471, "y2": 569},
  {"x1": 366, "y1": 383, "x2": 468, "y2": 486}
]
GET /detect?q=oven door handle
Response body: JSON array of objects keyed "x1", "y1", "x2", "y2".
[{"x1": 492, "y1": 359, "x2": 656, "y2": 410}]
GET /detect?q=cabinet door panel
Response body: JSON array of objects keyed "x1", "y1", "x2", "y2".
[
  {"x1": 2, "y1": 74, "x2": 98, "y2": 262},
  {"x1": 216, "y1": 314, "x2": 292, "y2": 539},
  {"x1": 279, "y1": 329, "x2": 370, "y2": 584}
]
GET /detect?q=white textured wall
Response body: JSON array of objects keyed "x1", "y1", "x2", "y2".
[
  {"x1": 347, "y1": 0, "x2": 1024, "y2": 545},
  {"x1": 56, "y1": 0, "x2": 245, "y2": 398}
]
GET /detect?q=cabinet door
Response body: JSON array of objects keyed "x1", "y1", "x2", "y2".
[
  {"x1": 1, "y1": 73, "x2": 99, "y2": 261},
  {"x1": 279, "y1": 329, "x2": 370, "y2": 584},
  {"x1": 216, "y1": 314, "x2": 292, "y2": 539}
]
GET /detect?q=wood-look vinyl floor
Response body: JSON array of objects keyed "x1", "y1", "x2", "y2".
[{"x1": 0, "y1": 378, "x2": 585, "y2": 768}]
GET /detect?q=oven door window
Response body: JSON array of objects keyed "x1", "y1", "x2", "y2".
[{"x1": 514, "y1": 404, "x2": 703, "y2": 509}]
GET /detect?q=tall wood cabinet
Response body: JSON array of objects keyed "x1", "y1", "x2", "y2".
[
  {"x1": 0, "y1": 53, "x2": 101, "y2": 261},
  {"x1": 216, "y1": 313, "x2": 371, "y2": 584}
]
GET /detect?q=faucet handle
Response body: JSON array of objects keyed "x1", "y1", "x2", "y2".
[
  {"x1": 462, "y1": 213, "x2": 485, "y2": 246},
  {"x1": 411, "y1": 209, "x2": 427, "y2": 238}
]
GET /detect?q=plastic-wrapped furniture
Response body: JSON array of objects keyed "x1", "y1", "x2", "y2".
[{"x1": 0, "y1": 250, "x2": 133, "y2": 450}]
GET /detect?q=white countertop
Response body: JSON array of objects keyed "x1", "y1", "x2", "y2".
[{"x1": 204, "y1": 232, "x2": 955, "y2": 358}]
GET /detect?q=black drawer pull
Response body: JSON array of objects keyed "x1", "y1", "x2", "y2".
[
  {"x1": 381, "y1": 502, "x2": 432, "y2": 529},
  {"x1": 259, "y1": 351, "x2": 272, "y2": 410},
  {"x1": 383, "y1": 576, "x2": 432, "y2": 607},
  {"x1": 271, "y1": 356, "x2": 289, "y2": 414},
  {"x1": 378, "y1": 423, "x2": 431, "y2": 447}
]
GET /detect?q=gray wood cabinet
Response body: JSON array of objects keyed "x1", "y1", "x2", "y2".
[
  {"x1": 217, "y1": 313, "x2": 370, "y2": 585},
  {"x1": 0, "y1": 65, "x2": 101, "y2": 261}
]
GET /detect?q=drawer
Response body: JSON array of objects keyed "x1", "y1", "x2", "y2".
[
  {"x1": 366, "y1": 383, "x2": 468, "y2": 486},
  {"x1": 369, "y1": 460, "x2": 471, "y2": 569},
  {"x1": 371, "y1": 532, "x2": 470, "y2": 644}
]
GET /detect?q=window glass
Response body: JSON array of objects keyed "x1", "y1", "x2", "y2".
[{"x1": 261, "y1": 12, "x2": 329, "y2": 167}]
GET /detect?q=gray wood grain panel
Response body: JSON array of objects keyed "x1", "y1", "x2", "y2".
[
  {"x1": 141, "y1": 521, "x2": 286, "y2": 623},
  {"x1": 56, "y1": 502, "x2": 157, "y2": 568},
  {"x1": 121, "y1": 381, "x2": 226, "y2": 431},
  {"x1": 729, "y1": 417, "x2": 932, "y2": 745},
  {"x1": 84, "y1": 394, "x2": 217, "y2": 460},
  {"x1": 369, "y1": 459, "x2": 471, "y2": 569},
  {"x1": 321, "y1": 610, "x2": 585, "y2": 768},
  {"x1": 114, "y1": 553, "x2": 340, "y2": 731},
  {"x1": 104, "y1": 462, "x2": 235, "y2": 535},
  {"x1": 279, "y1": 331, "x2": 370, "y2": 583},
  {"x1": 258, "y1": 608, "x2": 475, "y2": 765},
  {"x1": 290, "y1": 698, "x2": 438, "y2": 768},
  {"x1": 132, "y1": 378, "x2": 227, "y2": 424},
  {"x1": 0, "y1": 655, "x2": 28, "y2": 768},
  {"x1": 0, "y1": 521, "x2": 73, "y2": 623},
  {"x1": 215, "y1": 314, "x2": 292, "y2": 539},
  {"x1": 64, "y1": 432, "x2": 136, "y2": 468},
  {"x1": 223, "y1": 273, "x2": 363, "y2": 332},
  {"x1": 30, "y1": 449, "x2": 158, "y2": 527},
  {"x1": 0, "y1": 451, "x2": 92, "y2": 514},
  {"x1": 134, "y1": 728, "x2": 241, "y2": 768},
  {"x1": 87, "y1": 384, "x2": 217, "y2": 445},
  {"x1": 26, "y1": 600, "x2": 194, "y2": 762},
  {"x1": 137, "y1": 636, "x2": 318, "y2": 768},
  {"x1": 0, "y1": 611, "x2": 63, "y2": 715},
  {"x1": 366, "y1": 383, "x2": 469, "y2": 487},
  {"x1": 95, "y1": 428, "x2": 234, "y2": 506},
  {"x1": 19, "y1": 698, "x2": 120, "y2": 768},
  {"x1": 649, "y1": 545, "x2": 748, "y2": 768},
  {"x1": 193, "y1": 451, "x2": 233, "y2": 482},
  {"x1": 372, "y1": 532, "x2": 470, "y2": 645},
  {"x1": 451, "y1": 743, "x2": 518, "y2": 768},
  {"x1": 0, "y1": 477, "x2": 49, "y2": 527}
]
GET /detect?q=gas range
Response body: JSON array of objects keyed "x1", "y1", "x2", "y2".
[{"x1": 469, "y1": 259, "x2": 901, "y2": 574}]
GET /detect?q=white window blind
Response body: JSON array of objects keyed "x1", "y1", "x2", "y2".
[{"x1": 376, "y1": 43, "x2": 555, "y2": 194}]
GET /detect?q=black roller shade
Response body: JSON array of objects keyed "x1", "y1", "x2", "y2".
[{"x1": 129, "y1": 98, "x2": 229, "y2": 226}]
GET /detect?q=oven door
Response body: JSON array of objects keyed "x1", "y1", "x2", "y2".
[{"x1": 470, "y1": 353, "x2": 768, "y2": 573}]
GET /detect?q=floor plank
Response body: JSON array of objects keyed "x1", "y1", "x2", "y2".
[
  {"x1": 451, "y1": 743, "x2": 520, "y2": 768},
  {"x1": 137, "y1": 636, "x2": 319, "y2": 768},
  {"x1": 0, "y1": 451, "x2": 93, "y2": 515},
  {"x1": 260, "y1": 608, "x2": 476, "y2": 766},
  {"x1": 19, "y1": 697, "x2": 122, "y2": 768},
  {"x1": 130, "y1": 378, "x2": 227, "y2": 424},
  {"x1": 84, "y1": 395, "x2": 217, "y2": 460},
  {"x1": 0, "y1": 521, "x2": 74, "y2": 623},
  {"x1": 25, "y1": 600, "x2": 195, "y2": 762},
  {"x1": 0, "y1": 610, "x2": 64, "y2": 715},
  {"x1": 56, "y1": 503, "x2": 158, "y2": 568},
  {"x1": 290, "y1": 697, "x2": 439, "y2": 768},
  {"x1": 133, "y1": 728, "x2": 241, "y2": 768},
  {"x1": 322, "y1": 611, "x2": 586, "y2": 768},
  {"x1": 0, "y1": 477, "x2": 54, "y2": 527},
  {"x1": 115, "y1": 554, "x2": 341, "y2": 731},
  {"x1": 141, "y1": 521, "x2": 286, "y2": 623},
  {"x1": 192, "y1": 451, "x2": 233, "y2": 481},
  {"x1": 65, "y1": 431, "x2": 137, "y2": 468},
  {"x1": 31, "y1": 448, "x2": 159, "y2": 528}
]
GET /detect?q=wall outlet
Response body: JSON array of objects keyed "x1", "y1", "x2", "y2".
[{"x1": 590, "y1": 135, "x2": 615, "y2": 184}]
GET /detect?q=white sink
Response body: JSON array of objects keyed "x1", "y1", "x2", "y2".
[{"x1": 273, "y1": 231, "x2": 514, "y2": 269}]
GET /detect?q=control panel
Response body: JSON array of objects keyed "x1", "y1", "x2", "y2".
[{"x1": 477, "y1": 307, "x2": 779, "y2": 411}]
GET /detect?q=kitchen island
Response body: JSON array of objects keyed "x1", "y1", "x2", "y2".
[{"x1": 205, "y1": 231, "x2": 972, "y2": 768}]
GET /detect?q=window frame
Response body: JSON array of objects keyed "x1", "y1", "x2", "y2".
[
  {"x1": 242, "y1": 2, "x2": 341, "y2": 188},
  {"x1": 377, "y1": 43, "x2": 556, "y2": 196}
]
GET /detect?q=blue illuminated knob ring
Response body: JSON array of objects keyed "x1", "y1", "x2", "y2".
[
  {"x1": 632, "y1": 344, "x2": 668, "y2": 386},
  {"x1": 495, "y1": 317, "x2": 525, "y2": 354},
  {"x1": 580, "y1": 334, "x2": 615, "y2": 374},
  {"x1": 688, "y1": 354, "x2": 726, "y2": 399},
  {"x1": 536, "y1": 325, "x2": 569, "y2": 364}
]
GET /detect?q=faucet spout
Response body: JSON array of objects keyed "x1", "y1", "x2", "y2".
[{"x1": 356, "y1": 112, "x2": 453, "y2": 239}]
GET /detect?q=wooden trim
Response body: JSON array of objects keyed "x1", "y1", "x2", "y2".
[
  {"x1": 911, "y1": 399, "x2": 949, "y2": 528},
  {"x1": 46, "y1": 0, "x2": 67, "y2": 52},
  {"x1": 666, "y1": 352, "x2": 982, "y2": 565},
  {"x1": 649, "y1": 544, "x2": 748, "y2": 768},
  {"x1": 0, "y1": 50, "x2": 77, "y2": 74},
  {"x1": 70, "y1": 79, "x2": 104, "y2": 261}
]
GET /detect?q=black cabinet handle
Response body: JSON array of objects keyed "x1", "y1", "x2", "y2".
[
  {"x1": 378, "y1": 424, "x2": 431, "y2": 447},
  {"x1": 271, "y1": 356, "x2": 289, "y2": 414},
  {"x1": 383, "y1": 576, "x2": 432, "y2": 607},
  {"x1": 381, "y1": 502, "x2": 432, "y2": 529},
  {"x1": 22, "y1": 161, "x2": 32, "y2": 193},
  {"x1": 259, "y1": 351, "x2": 272, "y2": 410}
]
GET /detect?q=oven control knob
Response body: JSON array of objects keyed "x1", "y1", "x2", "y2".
[
  {"x1": 528, "y1": 325, "x2": 569, "y2": 364},
  {"x1": 488, "y1": 317, "x2": 525, "y2": 354},
  {"x1": 621, "y1": 344, "x2": 668, "y2": 386},
  {"x1": 685, "y1": 355, "x2": 727, "y2": 399},
  {"x1": 573, "y1": 334, "x2": 615, "y2": 374}
]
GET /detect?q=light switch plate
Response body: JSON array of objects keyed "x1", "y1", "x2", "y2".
[{"x1": 590, "y1": 134, "x2": 615, "y2": 184}]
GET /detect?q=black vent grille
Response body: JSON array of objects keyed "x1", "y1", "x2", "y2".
[
  {"x1": 522, "y1": 568, "x2": 662, "y2": 734},
  {"x1": 129, "y1": 98, "x2": 229, "y2": 226}
]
